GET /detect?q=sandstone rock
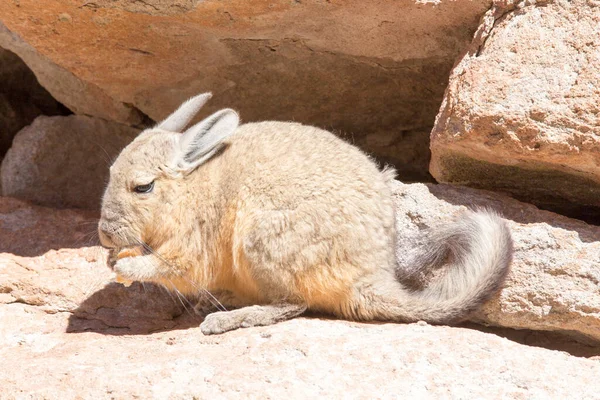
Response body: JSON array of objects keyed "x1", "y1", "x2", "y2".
[
  {"x1": 89, "y1": 0, "x2": 201, "y2": 15},
  {"x1": 0, "y1": 0, "x2": 493, "y2": 180},
  {"x1": 392, "y1": 181, "x2": 600, "y2": 344},
  {"x1": 430, "y1": 0, "x2": 600, "y2": 222},
  {"x1": 1, "y1": 249, "x2": 599, "y2": 397},
  {"x1": 0, "y1": 24, "x2": 145, "y2": 127},
  {"x1": 0, "y1": 196, "x2": 98, "y2": 257},
  {"x1": 1, "y1": 115, "x2": 139, "y2": 210},
  {"x1": 0, "y1": 249, "x2": 189, "y2": 334},
  {"x1": 1, "y1": 273, "x2": 599, "y2": 398},
  {"x1": 1, "y1": 185, "x2": 600, "y2": 396},
  {"x1": 0, "y1": 47, "x2": 68, "y2": 158}
]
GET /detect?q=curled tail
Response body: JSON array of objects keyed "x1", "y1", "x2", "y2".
[{"x1": 366, "y1": 210, "x2": 513, "y2": 324}]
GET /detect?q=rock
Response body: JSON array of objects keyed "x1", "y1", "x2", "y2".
[
  {"x1": 1, "y1": 115, "x2": 139, "y2": 210},
  {"x1": 0, "y1": 249, "x2": 189, "y2": 333},
  {"x1": 0, "y1": 0, "x2": 493, "y2": 180},
  {"x1": 89, "y1": 0, "x2": 201, "y2": 15},
  {"x1": 1, "y1": 249, "x2": 599, "y2": 397},
  {"x1": 1, "y1": 186, "x2": 599, "y2": 396},
  {"x1": 392, "y1": 181, "x2": 600, "y2": 344},
  {"x1": 430, "y1": 0, "x2": 600, "y2": 222},
  {"x1": 0, "y1": 196, "x2": 98, "y2": 257},
  {"x1": 0, "y1": 24, "x2": 145, "y2": 126},
  {"x1": 1, "y1": 264, "x2": 599, "y2": 398},
  {"x1": 0, "y1": 47, "x2": 69, "y2": 158}
]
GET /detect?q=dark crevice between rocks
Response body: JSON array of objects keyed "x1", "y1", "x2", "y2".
[
  {"x1": 122, "y1": 102, "x2": 156, "y2": 130},
  {"x1": 460, "y1": 322, "x2": 600, "y2": 359},
  {"x1": 0, "y1": 47, "x2": 71, "y2": 159},
  {"x1": 434, "y1": 153, "x2": 600, "y2": 226}
]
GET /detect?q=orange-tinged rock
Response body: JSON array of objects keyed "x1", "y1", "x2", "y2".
[{"x1": 0, "y1": 0, "x2": 492, "y2": 180}]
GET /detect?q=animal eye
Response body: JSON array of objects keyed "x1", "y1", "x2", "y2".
[{"x1": 134, "y1": 181, "x2": 154, "y2": 193}]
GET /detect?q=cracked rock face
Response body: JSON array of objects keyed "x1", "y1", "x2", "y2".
[
  {"x1": 1, "y1": 193, "x2": 599, "y2": 397},
  {"x1": 0, "y1": 0, "x2": 492, "y2": 180},
  {"x1": 430, "y1": 0, "x2": 600, "y2": 221},
  {"x1": 1, "y1": 115, "x2": 139, "y2": 210}
]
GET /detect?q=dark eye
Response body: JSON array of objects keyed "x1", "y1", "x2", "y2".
[{"x1": 134, "y1": 181, "x2": 154, "y2": 193}]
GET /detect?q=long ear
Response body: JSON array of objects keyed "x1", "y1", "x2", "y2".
[
  {"x1": 174, "y1": 108, "x2": 239, "y2": 172},
  {"x1": 156, "y1": 92, "x2": 212, "y2": 132}
]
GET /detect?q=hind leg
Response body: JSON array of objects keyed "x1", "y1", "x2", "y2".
[
  {"x1": 193, "y1": 290, "x2": 248, "y2": 317},
  {"x1": 200, "y1": 303, "x2": 307, "y2": 335}
]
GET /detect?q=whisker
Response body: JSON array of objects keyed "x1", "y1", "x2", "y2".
[{"x1": 167, "y1": 278, "x2": 195, "y2": 317}]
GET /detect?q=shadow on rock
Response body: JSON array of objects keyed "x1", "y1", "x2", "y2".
[
  {"x1": 427, "y1": 183, "x2": 600, "y2": 243},
  {"x1": 0, "y1": 196, "x2": 102, "y2": 257},
  {"x1": 67, "y1": 281, "x2": 203, "y2": 335}
]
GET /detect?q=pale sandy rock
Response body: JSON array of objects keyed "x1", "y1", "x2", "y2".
[
  {"x1": 1, "y1": 296, "x2": 599, "y2": 398},
  {"x1": 0, "y1": 0, "x2": 493, "y2": 180},
  {"x1": 392, "y1": 181, "x2": 600, "y2": 343},
  {"x1": 1, "y1": 115, "x2": 139, "y2": 210},
  {"x1": 430, "y1": 0, "x2": 600, "y2": 221},
  {"x1": 1, "y1": 246, "x2": 599, "y2": 397},
  {"x1": 1, "y1": 187, "x2": 600, "y2": 397},
  {"x1": 0, "y1": 249, "x2": 187, "y2": 333}
]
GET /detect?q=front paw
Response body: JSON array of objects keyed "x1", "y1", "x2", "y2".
[{"x1": 113, "y1": 256, "x2": 138, "y2": 280}]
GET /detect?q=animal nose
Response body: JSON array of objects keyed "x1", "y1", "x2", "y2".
[{"x1": 98, "y1": 221, "x2": 115, "y2": 248}]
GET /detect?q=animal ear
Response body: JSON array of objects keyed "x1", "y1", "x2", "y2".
[
  {"x1": 175, "y1": 108, "x2": 239, "y2": 172},
  {"x1": 156, "y1": 92, "x2": 212, "y2": 132}
]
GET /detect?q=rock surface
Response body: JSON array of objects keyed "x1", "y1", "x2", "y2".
[
  {"x1": 430, "y1": 0, "x2": 600, "y2": 221},
  {"x1": 0, "y1": 196, "x2": 98, "y2": 257},
  {"x1": 1, "y1": 300, "x2": 599, "y2": 399},
  {"x1": 0, "y1": 47, "x2": 68, "y2": 158},
  {"x1": 1, "y1": 115, "x2": 139, "y2": 210},
  {"x1": 393, "y1": 181, "x2": 600, "y2": 344},
  {"x1": 1, "y1": 248, "x2": 599, "y2": 398},
  {"x1": 0, "y1": 0, "x2": 493, "y2": 180},
  {"x1": 90, "y1": 0, "x2": 201, "y2": 15},
  {"x1": 1, "y1": 186, "x2": 600, "y2": 396}
]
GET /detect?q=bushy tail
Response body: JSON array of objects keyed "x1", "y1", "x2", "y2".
[{"x1": 369, "y1": 210, "x2": 513, "y2": 324}]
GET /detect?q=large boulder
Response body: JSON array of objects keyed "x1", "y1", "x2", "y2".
[
  {"x1": 0, "y1": 0, "x2": 494, "y2": 180},
  {"x1": 430, "y1": 0, "x2": 600, "y2": 221},
  {"x1": 1, "y1": 115, "x2": 139, "y2": 210}
]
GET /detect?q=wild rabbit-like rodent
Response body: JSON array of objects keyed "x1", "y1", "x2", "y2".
[{"x1": 98, "y1": 93, "x2": 512, "y2": 335}]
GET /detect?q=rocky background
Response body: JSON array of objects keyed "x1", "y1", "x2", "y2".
[{"x1": 0, "y1": 0, "x2": 599, "y2": 397}]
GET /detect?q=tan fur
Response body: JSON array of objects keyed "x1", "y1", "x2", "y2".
[{"x1": 99, "y1": 94, "x2": 513, "y2": 334}]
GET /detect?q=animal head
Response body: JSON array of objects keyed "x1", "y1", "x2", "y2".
[{"x1": 98, "y1": 93, "x2": 239, "y2": 249}]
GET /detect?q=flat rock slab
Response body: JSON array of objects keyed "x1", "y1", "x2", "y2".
[
  {"x1": 430, "y1": 0, "x2": 600, "y2": 221},
  {"x1": 1, "y1": 297, "x2": 599, "y2": 398},
  {"x1": 1, "y1": 189, "x2": 600, "y2": 396}
]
